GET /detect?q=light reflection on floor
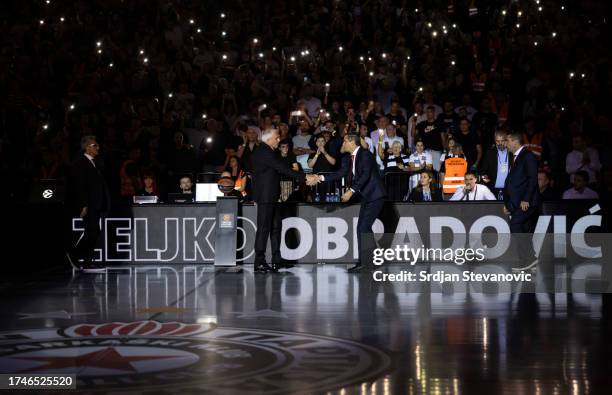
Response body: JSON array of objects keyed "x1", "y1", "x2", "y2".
[{"x1": 0, "y1": 264, "x2": 609, "y2": 394}]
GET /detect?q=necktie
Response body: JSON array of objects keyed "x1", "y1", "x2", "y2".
[{"x1": 347, "y1": 154, "x2": 355, "y2": 187}]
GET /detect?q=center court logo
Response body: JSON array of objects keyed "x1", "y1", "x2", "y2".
[{"x1": 0, "y1": 321, "x2": 391, "y2": 393}]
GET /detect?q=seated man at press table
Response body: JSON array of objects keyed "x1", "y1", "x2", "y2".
[{"x1": 450, "y1": 170, "x2": 496, "y2": 201}]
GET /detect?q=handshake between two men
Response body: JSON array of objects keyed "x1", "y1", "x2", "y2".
[{"x1": 304, "y1": 174, "x2": 353, "y2": 202}]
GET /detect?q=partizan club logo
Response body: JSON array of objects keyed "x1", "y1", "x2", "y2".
[{"x1": 0, "y1": 321, "x2": 391, "y2": 394}]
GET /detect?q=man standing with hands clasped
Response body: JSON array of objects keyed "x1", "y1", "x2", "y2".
[
  {"x1": 251, "y1": 128, "x2": 320, "y2": 273},
  {"x1": 503, "y1": 131, "x2": 541, "y2": 272},
  {"x1": 314, "y1": 133, "x2": 386, "y2": 272}
]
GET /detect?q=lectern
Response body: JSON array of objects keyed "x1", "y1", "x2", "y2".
[{"x1": 214, "y1": 196, "x2": 239, "y2": 266}]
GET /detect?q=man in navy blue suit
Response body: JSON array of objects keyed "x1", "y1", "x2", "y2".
[
  {"x1": 317, "y1": 133, "x2": 387, "y2": 272},
  {"x1": 504, "y1": 131, "x2": 541, "y2": 271}
]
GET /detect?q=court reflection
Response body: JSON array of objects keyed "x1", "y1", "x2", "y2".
[{"x1": 0, "y1": 265, "x2": 607, "y2": 394}]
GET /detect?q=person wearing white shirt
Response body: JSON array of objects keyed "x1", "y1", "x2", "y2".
[
  {"x1": 407, "y1": 141, "x2": 433, "y2": 190},
  {"x1": 565, "y1": 135, "x2": 601, "y2": 184},
  {"x1": 373, "y1": 125, "x2": 404, "y2": 171},
  {"x1": 450, "y1": 171, "x2": 496, "y2": 201},
  {"x1": 407, "y1": 103, "x2": 427, "y2": 151},
  {"x1": 562, "y1": 171, "x2": 599, "y2": 200}
]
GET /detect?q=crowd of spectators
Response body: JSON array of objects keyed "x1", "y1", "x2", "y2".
[{"x1": 1, "y1": 0, "x2": 611, "y2": 207}]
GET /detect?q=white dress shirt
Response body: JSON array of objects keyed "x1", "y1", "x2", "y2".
[
  {"x1": 450, "y1": 184, "x2": 496, "y2": 201},
  {"x1": 562, "y1": 187, "x2": 599, "y2": 200},
  {"x1": 350, "y1": 146, "x2": 360, "y2": 175},
  {"x1": 512, "y1": 145, "x2": 525, "y2": 161},
  {"x1": 84, "y1": 153, "x2": 96, "y2": 168},
  {"x1": 565, "y1": 148, "x2": 601, "y2": 183}
]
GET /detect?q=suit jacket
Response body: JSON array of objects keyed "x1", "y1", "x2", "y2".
[
  {"x1": 480, "y1": 147, "x2": 509, "y2": 188},
  {"x1": 325, "y1": 147, "x2": 386, "y2": 202},
  {"x1": 408, "y1": 188, "x2": 443, "y2": 202},
  {"x1": 504, "y1": 147, "x2": 540, "y2": 211},
  {"x1": 251, "y1": 144, "x2": 306, "y2": 203},
  {"x1": 70, "y1": 154, "x2": 111, "y2": 213}
]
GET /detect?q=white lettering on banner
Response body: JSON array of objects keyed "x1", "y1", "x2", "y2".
[
  {"x1": 134, "y1": 218, "x2": 159, "y2": 261},
  {"x1": 571, "y1": 215, "x2": 602, "y2": 258},
  {"x1": 349, "y1": 218, "x2": 385, "y2": 259},
  {"x1": 236, "y1": 217, "x2": 257, "y2": 261},
  {"x1": 391, "y1": 217, "x2": 424, "y2": 249},
  {"x1": 352, "y1": 218, "x2": 358, "y2": 260},
  {"x1": 280, "y1": 217, "x2": 313, "y2": 260},
  {"x1": 468, "y1": 215, "x2": 511, "y2": 259},
  {"x1": 316, "y1": 218, "x2": 349, "y2": 260},
  {"x1": 430, "y1": 217, "x2": 466, "y2": 250},
  {"x1": 160, "y1": 218, "x2": 180, "y2": 262},
  {"x1": 183, "y1": 218, "x2": 215, "y2": 262},
  {"x1": 532, "y1": 215, "x2": 552, "y2": 259},
  {"x1": 105, "y1": 218, "x2": 131, "y2": 262},
  {"x1": 553, "y1": 215, "x2": 567, "y2": 258},
  {"x1": 71, "y1": 208, "x2": 603, "y2": 263}
]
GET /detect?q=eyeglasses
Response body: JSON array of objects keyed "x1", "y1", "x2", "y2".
[{"x1": 88, "y1": 143, "x2": 100, "y2": 148}]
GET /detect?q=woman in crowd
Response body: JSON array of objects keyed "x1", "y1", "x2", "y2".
[
  {"x1": 225, "y1": 155, "x2": 248, "y2": 197},
  {"x1": 138, "y1": 173, "x2": 158, "y2": 196}
]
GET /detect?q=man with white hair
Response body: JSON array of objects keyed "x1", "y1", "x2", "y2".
[
  {"x1": 66, "y1": 136, "x2": 110, "y2": 273},
  {"x1": 251, "y1": 129, "x2": 320, "y2": 272}
]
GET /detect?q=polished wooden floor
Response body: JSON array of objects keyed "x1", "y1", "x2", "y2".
[{"x1": 0, "y1": 264, "x2": 610, "y2": 394}]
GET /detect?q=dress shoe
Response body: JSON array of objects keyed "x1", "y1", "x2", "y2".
[
  {"x1": 66, "y1": 252, "x2": 81, "y2": 271},
  {"x1": 347, "y1": 264, "x2": 362, "y2": 273},
  {"x1": 255, "y1": 263, "x2": 276, "y2": 273},
  {"x1": 81, "y1": 262, "x2": 106, "y2": 273},
  {"x1": 512, "y1": 258, "x2": 538, "y2": 272},
  {"x1": 273, "y1": 260, "x2": 295, "y2": 270}
]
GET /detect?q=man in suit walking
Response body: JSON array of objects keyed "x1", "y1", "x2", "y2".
[
  {"x1": 504, "y1": 131, "x2": 541, "y2": 271},
  {"x1": 251, "y1": 129, "x2": 320, "y2": 273},
  {"x1": 67, "y1": 136, "x2": 110, "y2": 272},
  {"x1": 318, "y1": 133, "x2": 386, "y2": 272}
]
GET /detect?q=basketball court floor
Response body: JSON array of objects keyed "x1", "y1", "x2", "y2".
[{"x1": 0, "y1": 264, "x2": 610, "y2": 394}]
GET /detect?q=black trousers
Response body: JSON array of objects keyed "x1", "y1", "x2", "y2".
[
  {"x1": 73, "y1": 211, "x2": 102, "y2": 264},
  {"x1": 509, "y1": 205, "x2": 538, "y2": 233},
  {"x1": 510, "y1": 204, "x2": 539, "y2": 264},
  {"x1": 357, "y1": 198, "x2": 385, "y2": 267},
  {"x1": 254, "y1": 202, "x2": 282, "y2": 265}
]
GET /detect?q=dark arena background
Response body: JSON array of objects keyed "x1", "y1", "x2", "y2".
[{"x1": 1, "y1": 0, "x2": 612, "y2": 394}]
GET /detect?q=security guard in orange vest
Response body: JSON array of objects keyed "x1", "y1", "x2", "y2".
[{"x1": 440, "y1": 144, "x2": 468, "y2": 195}]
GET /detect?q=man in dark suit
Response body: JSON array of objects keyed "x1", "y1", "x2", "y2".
[
  {"x1": 318, "y1": 133, "x2": 387, "y2": 271},
  {"x1": 504, "y1": 131, "x2": 541, "y2": 271},
  {"x1": 251, "y1": 129, "x2": 319, "y2": 272},
  {"x1": 480, "y1": 130, "x2": 510, "y2": 199},
  {"x1": 67, "y1": 136, "x2": 110, "y2": 272}
]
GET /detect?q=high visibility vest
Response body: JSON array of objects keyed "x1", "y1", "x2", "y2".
[
  {"x1": 523, "y1": 132, "x2": 543, "y2": 159},
  {"x1": 442, "y1": 156, "x2": 468, "y2": 194}
]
